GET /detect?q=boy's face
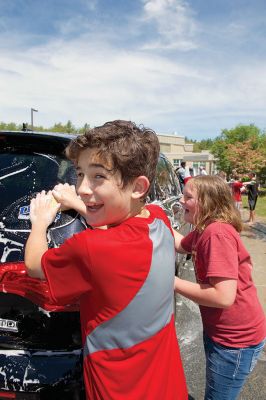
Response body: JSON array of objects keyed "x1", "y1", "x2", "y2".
[{"x1": 75, "y1": 148, "x2": 137, "y2": 227}]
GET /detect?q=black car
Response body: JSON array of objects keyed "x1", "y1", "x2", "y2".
[{"x1": 0, "y1": 130, "x2": 188, "y2": 399}]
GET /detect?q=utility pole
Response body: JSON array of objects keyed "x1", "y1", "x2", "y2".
[{"x1": 31, "y1": 108, "x2": 38, "y2": 130}]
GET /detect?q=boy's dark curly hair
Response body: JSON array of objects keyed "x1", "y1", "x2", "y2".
[{"x1": 66, "y1": 120, "x2": 160, "y2": 193}]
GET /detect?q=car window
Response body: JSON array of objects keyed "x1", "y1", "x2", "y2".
[
  {"x1": 151, "y1": 155, "x2": 179, "y2": 201},
  {"x1": 163, "y1": 157, "x2": 182, "y2": 196},
  {"x1": 0, "y1": 151, "x2": 76, "y2": 211},
  {"x1": 0, "y1": 149, "x2": 82, "y2": 263}
]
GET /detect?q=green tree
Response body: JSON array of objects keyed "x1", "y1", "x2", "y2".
[
  {"x1": 219, "y1": 124, "x2": 261, "y2": 143},
  {"x1": 185, "y1": 137, "x2": 213, "y2": 152},
  {"x1": 0, "y1": 121, "x2": 19, "y2": 130},
  {"x1": 49, "y1": 120, "x2": 91, "y2": 134},
  {"x1": 0, "y1": 120, "x2": 91, "y2": 134},
  {"x1": 226, "y1": 139, "x2": 266, "y2": 173},
  {"x1": 211, "y1": 139, "x2": 231, "y2": 172},
  {"x1": 65, "y1": 120, "x2": 76, "y2": 133},
  {"x1": 77, "y1": 123, "x2": 90, "y2": 134},
  {"x1": 211, "y1": 124, "x2": 266, "y2": 176},
  {"x1": 50, "y1": 122, "x2": 69, "y2": 133}
]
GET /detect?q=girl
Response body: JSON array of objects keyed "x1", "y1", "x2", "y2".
[{"x1": 174, "y1": 175, "x2": 266, "y2": 400}]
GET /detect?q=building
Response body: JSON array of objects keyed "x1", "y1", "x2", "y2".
[{"x1": 157, "y1": 133, "x2": 216, "y2": 175}]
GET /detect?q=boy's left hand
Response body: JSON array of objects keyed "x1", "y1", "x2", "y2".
[
  {"x1": 52, "y1": 183, "x2": 87, "y2": 217},
  {"x1": 52, "y1": 183, "x2": 79, "y2": 211}
]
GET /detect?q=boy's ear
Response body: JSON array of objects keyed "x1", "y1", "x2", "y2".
[{"x1": 131, "y1": 176, "x2": 150, "y2": 199}]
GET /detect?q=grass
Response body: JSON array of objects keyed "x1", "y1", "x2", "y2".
[{"x1": 241, "y1": 192, "x2": 266, "y2": 219}]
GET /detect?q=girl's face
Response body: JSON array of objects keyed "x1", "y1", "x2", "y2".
[{"x1": 180, "y1": 181, "x2": 198, "y2": 225}]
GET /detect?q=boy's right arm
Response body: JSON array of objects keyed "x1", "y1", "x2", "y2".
[{"x1": 25, "y1": 191, "x2": 60, "y2": 279}]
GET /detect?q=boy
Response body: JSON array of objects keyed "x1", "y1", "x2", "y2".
[{"x1": 25, "y1": 120, "x2": 188, "y2": 400}]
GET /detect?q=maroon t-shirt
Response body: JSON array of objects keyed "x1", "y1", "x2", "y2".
[{"x1": 181, "y1": 222, "x2": 266, "y2": 347}]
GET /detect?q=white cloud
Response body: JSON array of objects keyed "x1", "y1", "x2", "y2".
[
  {"x1": 1, "y1": 30, "x2": 266, "y2": 136},
  {"x1": 0, "y1": 0, "x2": 266, "y2": 138},
  {"x1": 141, "y1": 0, "x2": 198, "y2": 50}
]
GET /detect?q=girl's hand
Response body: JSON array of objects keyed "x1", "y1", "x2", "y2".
[{"x1": 30, "y1": 190, "x2": 61, "y2": 228}]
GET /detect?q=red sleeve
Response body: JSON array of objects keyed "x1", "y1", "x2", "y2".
[
  {"x1": 42, "y1": 231, "x2": 92, "y2": 305},
  {"x1": 200, "y1": 232, "x2": 239, "y2": 279}
]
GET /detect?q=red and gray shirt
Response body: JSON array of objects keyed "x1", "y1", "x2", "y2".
[{"x1": 42, "y1": 205, "x2": 188, "y2": 399}]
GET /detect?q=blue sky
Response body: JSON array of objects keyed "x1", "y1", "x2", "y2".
[{"x1": 1, "y1": 0, "x2": 266, "y2": 140}]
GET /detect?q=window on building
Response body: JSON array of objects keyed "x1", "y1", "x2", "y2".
[
  {"x1": 173, "y1": 159, "x2": 182, "y2": 167},
  {"x1": 193, "y1": 162, "x2": 206, "y2": 169}
]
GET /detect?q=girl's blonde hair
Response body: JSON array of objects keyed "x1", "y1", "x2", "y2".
[{"x1": 190, "y1": 175, "x2": 243, "y2": 232}]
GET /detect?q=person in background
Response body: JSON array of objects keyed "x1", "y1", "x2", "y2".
[
  {"x1": 199, "y1": 166, "x2": 207, "y2": 176},
  {"x1": 189, "y1": 167, "x2": 194, "y2": 177},
  {"x1": 242, "y1": 172, "x2": 259, "y2": 225},
  {"x1": 184, "y1": 166, "x2": 193, "y2": 185},
  {"x1": 217, "y1": 170, "x2": 227, "y2": 182},
  {"x1": 24, "y1": 120, "x2": 188, "y2": 400},
  {"x1": 175, "y1": 161, "x2": 186, "y2": 192},
  {"x1": 173, "y1": 175, "x2": 266, "y2": 400},
  {"x1": 230, "y1": 174, "x2": 243, "y2": 210}
]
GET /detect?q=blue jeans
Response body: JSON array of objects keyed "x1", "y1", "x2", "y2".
[{"x1": 203, "y1": 334, "x2": 265, "y2": 400}]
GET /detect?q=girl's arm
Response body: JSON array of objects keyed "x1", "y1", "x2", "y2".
[
  {"x1": 172, "y1": 229, "x2": 187, "y2": 254},
  {"x1": 174, "y1": 276, "x2": 237, "y2": 308}
]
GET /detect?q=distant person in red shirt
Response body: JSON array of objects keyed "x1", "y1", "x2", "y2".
[
  {"x1": 173, "y1": 175, "x2": 266, "y2": 400},
  {"x1": 24, "y1": 120, "x2": 188, "y2": 400},
  {"x1": 230, "y1": 174, "x2": 243, "y2": 210}
]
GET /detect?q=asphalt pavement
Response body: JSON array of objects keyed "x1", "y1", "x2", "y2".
[{"x1": 175, "y1": 216, "x2": 266, "y2": 400}]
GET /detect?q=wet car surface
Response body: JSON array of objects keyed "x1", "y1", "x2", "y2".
[{"x1": 0, "y1": 130, "x2": 189, "y2": 399}]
